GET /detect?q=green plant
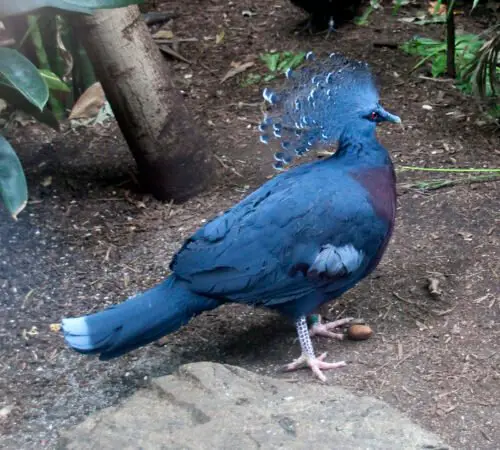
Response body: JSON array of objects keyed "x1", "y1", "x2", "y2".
[
  {"x1": 242, "y1": 51, "x2": 306, "y2": 87},
  {"x1": 392, "y1": 0, "x2": 409, "y2": 16},
  {"x1": 399, "y1": 0, "x2": 498, "y2": 97},
  {"x1": 0, "y1": 0, "x2": 142, "y2": 219},
  {"x1": 400, "y1": 33, "x2": 499, "y2": 97},
  {"x1": 354, "y1": 0, "x2": 381, "y2": 26},
  {"x1": 397, "y1": 165, "x2": 500, "y2": 192},
  {"x1": 463, "y1": 24, "x2": 500, "y2": 98}
]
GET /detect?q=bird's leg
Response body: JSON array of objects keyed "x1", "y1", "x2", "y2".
[
  {"x1": 324, "y1": 17, "x2": 336, "y2": 39},
  {"x1": 284, "y1": 316, "x2": 346, "y2": 382},
  {"x1": 309, "y1": 314, "x2": 354, "y2": 340}
]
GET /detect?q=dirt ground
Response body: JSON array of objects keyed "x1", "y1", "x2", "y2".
[{"x1": 1, "y1": 1, "x2": 499, "y2": 449}]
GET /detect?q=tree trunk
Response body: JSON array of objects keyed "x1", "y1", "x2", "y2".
[{"x1": 70, "y1": 6, "x2": 215, "y2": 202}]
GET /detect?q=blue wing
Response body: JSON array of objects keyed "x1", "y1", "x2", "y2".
[{"x1": 171, "y1": 160, "x2": 389, "y2": 307}]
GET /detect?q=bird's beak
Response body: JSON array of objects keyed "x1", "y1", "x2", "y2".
[{"x1": 379, "y1": 107, "x2": 401, "y2": 124}]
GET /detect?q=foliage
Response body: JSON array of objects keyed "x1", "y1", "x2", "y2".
[
  {"x1": 398, "y1": 0, "x2": 498, "y2": 100},
  {"x1": 242, "y1": 51, "x2": 306, "y2": 87},
  {"x1": 354, "y1": 0, "x2": 382, "y2": 26},
  {"x1": 401, "y1": 34, "x2": 482, "y2": 85},
  {"x1": 0, "y1": 47, "x2": 49, "y2": 109},
  {"x1": 0, "y1": 0, "x2": 142, "y2": 219},
  {"x1": 401, "y1": 32, "x2": 499, "y2": 117},
  {"x1": 0, "y1": 136, "x2": 27, "y2": 219},
  {"x1": 463, "y1": 24, "x2": 500, "y2": 98}
]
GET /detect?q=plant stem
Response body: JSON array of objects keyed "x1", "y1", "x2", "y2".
[
  {"x1": 398, "y1": 166, "x2": 500, "y2": 173},
  {"x1": 400, "y1": 174, "x2": 500, "y2": 191},
  {"x1": 446, "y1": 0, "x2": 456, "y2": 78}
]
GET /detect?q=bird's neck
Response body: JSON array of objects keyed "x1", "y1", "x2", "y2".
[{"x1": 332, "y1": 129, "x2": 391, "y2": 168}]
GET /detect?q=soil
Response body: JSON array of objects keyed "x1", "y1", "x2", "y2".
[{"x1": 1, "y1": 1, "x2": 499, "y2": 449}]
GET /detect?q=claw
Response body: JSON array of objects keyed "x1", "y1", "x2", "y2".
[
  {"x1": 284, "y1": 352, "x2": 346, "y2": 382},
  {"x1": 309, "y1": 315, "x2": 354, "y2": 340}
]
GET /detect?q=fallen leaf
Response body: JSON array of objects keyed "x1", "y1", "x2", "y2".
[
  {"x1": 22, "y1": 326, "x2": 38, "y2": 340},
  {"x1": 26, "y1": 326, "x2": 38, "y2": 336},
  {"x1": 398, "y1": 15, "x2": 446, "y2": 24},
  {"x1": 153, "y1": 29, "x2": 174, "y2": 39},
  {"x1": 216, "y1": 30, "x2": 224, "y2": 44},
  {"x1": 41, "y1": 176, "x2": 52, "y2": 187},
  {"x1": 221, "y1": 61, "x2": 254, "y2": 83},
  {"x1": 69, "y1": 82, "x2": 105, "y2": 120},
  {"x1": 458, "y1": 231, "x2": 473, "y2": 241},
  {"x1": 50, "y1": 323, "x2": 61, "y2": 332},
  {"x1": 158, "y1": 44, "x2": 192, "y2": 64},
  {"x1": 398, "y1": 17, "x2": 418, "y2": 23}
]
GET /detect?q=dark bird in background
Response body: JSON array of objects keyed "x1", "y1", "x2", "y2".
[
  {"x1": 289, "y1": 0, "x2": 364, "y2": 34},
  {"x1": 62, "y1": 53, "x2": 401, "y2": 381}
]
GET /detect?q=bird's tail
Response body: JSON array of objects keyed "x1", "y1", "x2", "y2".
[{"x1": 61, "y1": 275, "x2": 220, "y2": 360}]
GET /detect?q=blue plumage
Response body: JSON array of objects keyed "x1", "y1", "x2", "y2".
[
  {"x1": 62, "y1": 53, "x2": 401, "y2": 381},
  {"x1": 62, "y1": 276, "x2": 219, "y2": 359}
]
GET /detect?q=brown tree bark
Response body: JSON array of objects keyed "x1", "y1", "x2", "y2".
[{"x1": 71, "y1": 5, "x2": 215, "y2": 202}]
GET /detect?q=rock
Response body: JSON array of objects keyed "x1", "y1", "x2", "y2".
[{"x1": 59, "y1": 362, "x2": 449, "y2": 450}]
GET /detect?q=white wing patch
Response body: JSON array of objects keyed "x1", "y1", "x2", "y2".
[{"x1": 309, "y1": 244, "x2": 364, "y2": 278}]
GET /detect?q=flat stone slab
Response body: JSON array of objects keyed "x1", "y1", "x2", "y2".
[{"x1": 59, "y1": 362, "x2": 449, "y2": 450}]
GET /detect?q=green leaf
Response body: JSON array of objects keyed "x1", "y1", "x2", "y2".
[
  {"x1": 0, "y1": 135, "x2": 27, "y2": 220},
  {"x1": 260, "y1": 53, "x2": 280, "y2": 72},
  {"x1": 354, "y1": 5, "x2": 375, "y2": 26},
  {"x1": 283, "y1": 52, "x2": 305, "y2": 71},
  {"x1": 263, "y1": 74, "x2": 276, "y2": 82},
  {"x1": 431, "y1": 54, "x2": 447, "y2": 78},
  {"x1": 39, "y1": 69, "x2": 70, "y2": 92},
  {"x1": 0, "y1": 48, "x2": 48, "y2": 111},
  {"x1": 0, "y1": 84, "x2": 60, "y2": 130},
  {"x1": 0, "y1": 0, "x2": 143, "y2": 18},
  {"x1": 240, "y1": 73, "x2": 261, "y2": 87},
  {"x1": 277, "y1": 52, "x2": 303, "y2": 72}
]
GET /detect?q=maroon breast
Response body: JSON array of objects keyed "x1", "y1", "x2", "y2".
[
  {"x1": 351, "y1": 165, "x2": 396, "y2": 224},
  {"x1": 350, "y1": 165, "x2": 397, "y2": 271}
]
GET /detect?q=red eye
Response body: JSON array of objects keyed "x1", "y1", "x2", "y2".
[{"x1": 370, "y1": 111, "x2": 379, "y2": 121}]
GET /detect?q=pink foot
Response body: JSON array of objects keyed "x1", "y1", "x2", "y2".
[
  {"x1": 284, "y1": 352, "x2": 346, "y2": 382},
  {"x1": 309, "y1": 315, "x2": 354, "y2": 340}
]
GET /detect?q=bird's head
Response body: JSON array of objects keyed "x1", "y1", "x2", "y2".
[{"x1": 259, "y1": 52, "x2": 401, "y2": 170}]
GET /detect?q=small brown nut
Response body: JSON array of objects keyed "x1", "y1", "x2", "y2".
[{"x1": 346, "y1": 324, "x2": 373, "y2": 341}]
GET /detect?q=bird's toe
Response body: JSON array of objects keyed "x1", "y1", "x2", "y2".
[
  {"x1": 284, "y1": 352, "x2": 346, "y2": 382},
  {"x1": 309, "y1": 315, "x2": 354, "y2": 340}
]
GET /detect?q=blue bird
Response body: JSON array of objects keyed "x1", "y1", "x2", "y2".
[{"x1": 62, "y1": 53, "x2": 401, "y2": 381}]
